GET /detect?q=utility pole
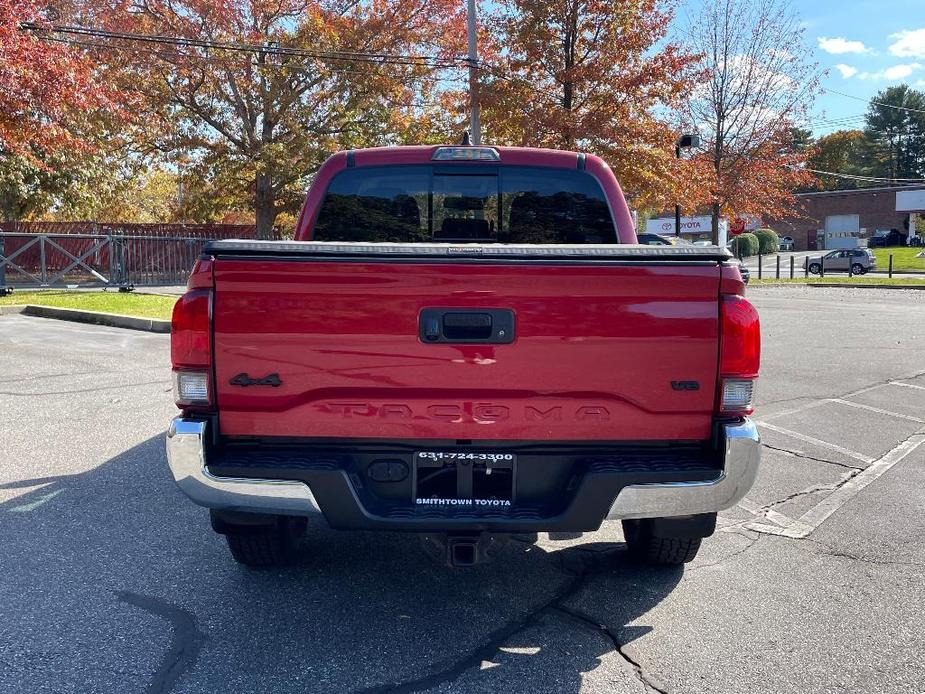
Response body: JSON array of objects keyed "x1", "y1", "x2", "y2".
[{"x1": 466, "y1": 0, "x2": 481, "y2": 145}]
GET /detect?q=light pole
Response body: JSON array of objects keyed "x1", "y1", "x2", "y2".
[{"x1": 675, "y1": 134, "x2": 700, "y2": 238}]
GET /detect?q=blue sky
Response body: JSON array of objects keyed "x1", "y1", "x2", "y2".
[{"x1": 675, "y1": 0, "x2": 925, "y2": 136}]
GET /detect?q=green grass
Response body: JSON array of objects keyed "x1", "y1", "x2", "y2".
[
  {"x1": 871, "y1": 247, "x2": 925, "y2": 271},
  {"x1": 752, "y1": 277, "x2": 925, "y2": 287},
  {"x1": 0, "y1": 290, "x2": 176, "y2": 319}
]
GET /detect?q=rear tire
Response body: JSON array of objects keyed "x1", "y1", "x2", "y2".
[
  {"x1": 224, "y1": 516, "x2": 307, "y2": 568},
  {"x1": 851, "y1": 263, "x2": 864, "y2": 275},
  {"x1": 808, "y1": 263, "x2": 821, "y2": 275},
  {"x1": 622, "y1": 519, "x2": 702, "y2": 565}
]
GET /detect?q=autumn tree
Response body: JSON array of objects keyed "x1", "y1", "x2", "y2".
[
  {"x1": 0, "y1": 1, "x2": 115, "y2": 156},
  {"x1": 684, "y1": 0, "x2": 818, "y2": 242},
  {"x1": 74, "y1": 0, "x2": 466, "y2": 237},
  {"x1": 478, "y1": 0, "x2": 709, "y2": 211},
  {"x1": 806, "y1": 130, "x2": 865, "y2": 190}
]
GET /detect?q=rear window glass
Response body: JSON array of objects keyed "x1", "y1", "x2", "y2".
[{"x1": 312, "y1": 166, "x2": 615, "y2": 244}]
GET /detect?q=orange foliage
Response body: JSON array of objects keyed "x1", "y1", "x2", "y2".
[
  {"x1": 478, "y1": 0, "x2": 710, "y2": 211},
  {"x1": 0, "y1": 1, "x2": 113, "y2": 154}
]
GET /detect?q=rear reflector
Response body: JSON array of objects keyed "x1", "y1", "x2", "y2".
[
  {"x1": 173, "y1": 370, "x2": 210, "y2": 406},
  {"x1": 432, "y1": 147, "x2": 500, "y2": 161}
]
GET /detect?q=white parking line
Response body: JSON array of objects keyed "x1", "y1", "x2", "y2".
[
  {"x1": 890, "y1": 381, "x2": 925, "y2": 391},
  {"x1": 755, "y1": 422, "x2": 875, "y2": 464},
  {"x1": 841, "y1": 382, "x2": 894, "y2": 399},
  {"x1": 827, "y1": 398, "x2": 925, "y2": 423},
  {"x1": 736, "y1": 497, "x2": 800, "y2": 528},
  {"x1": 747, "y1": 431, "x2": 925, "y2": 539},
  {"x1": 760, "y1": 400, "x2": 831, "y2": 421}
]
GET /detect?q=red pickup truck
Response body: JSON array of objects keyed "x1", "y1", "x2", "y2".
[{"x1": 166, "y1": 145, "x2": 760, "y2": 568}]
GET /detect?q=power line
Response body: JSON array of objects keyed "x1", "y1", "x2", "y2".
[
  {"x1": 823, "y1": 88, "x2": 925, "y2": 116},
  {"x1": 21, "y1": 23, "x2": 464, "y2": 69},
  {"x1": 806, "y1": 168, "x2": 925, "y2": 184},
  {"x1": 812, "y1": 114, "x2": 866, "y2": 126},
  {"x1": 38, "y1": 35, "x2": 467, "y2": 86}
]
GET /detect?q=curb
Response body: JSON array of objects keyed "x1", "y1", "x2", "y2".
[
  {"x1": 1, "y1": 304, "x2": 171, "y2": 332},
  {"x1": 806, "y1": 283, "x2": 925, "y2": 290}
]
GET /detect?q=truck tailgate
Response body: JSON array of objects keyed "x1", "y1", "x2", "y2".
[{"x1": 211, "y1": 246, "x2": 722, "y2": 442}]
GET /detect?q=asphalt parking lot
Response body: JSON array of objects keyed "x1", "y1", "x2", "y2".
[{"x1": 2, "y1": 285, "x2": 925, "y2": 694}]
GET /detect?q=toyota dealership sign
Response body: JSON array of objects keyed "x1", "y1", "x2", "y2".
[{"x1": 645, "y1": 216, "x2": 728, "y2": 237}]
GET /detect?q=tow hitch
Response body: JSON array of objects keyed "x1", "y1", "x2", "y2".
[{"x1": 421, "y1": 532, "x2": 508, "y2": 567}]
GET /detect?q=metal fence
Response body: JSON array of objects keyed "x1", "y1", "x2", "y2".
[{"x1": 0, "y1": 232, "x2": 216, "y2": 289}]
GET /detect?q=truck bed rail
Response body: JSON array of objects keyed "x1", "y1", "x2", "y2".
[{"x1": 203, "y1": 239, "x2": 733, "y2": 263}]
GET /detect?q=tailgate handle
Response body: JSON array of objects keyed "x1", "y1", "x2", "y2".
[
  {"x1": 443, "y1": 313, "x2": 492, "y2": 340},
  {"x1": 419, "y1": 308, "x2": 515, "y2": 344}
]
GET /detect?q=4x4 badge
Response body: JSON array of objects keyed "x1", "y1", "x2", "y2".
[{"x1": 230, "y1": 373, "x2": 282, "y2": 387}]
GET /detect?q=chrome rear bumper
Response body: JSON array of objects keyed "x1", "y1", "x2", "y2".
[
  {"x1": 166, "y1": 417, "x2": 759, "y2": 522},
  {"x1": 606, "y1": 418, "x2": 760, "y2": 520},
  {"x1": 166, "y1": 418, "x2": 322, "y2": 515}
]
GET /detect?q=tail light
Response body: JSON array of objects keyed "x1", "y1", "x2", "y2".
[
  {"x1": 171, "y1": 289, "x2": 212, "y2": 408},
  {"x1": 718, "y1": 294, "x2": 760, "y2": 415}
]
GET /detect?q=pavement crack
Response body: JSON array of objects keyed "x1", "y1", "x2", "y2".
[
  {"x1": 761, "y1": 443, "x2": 865, "y2": 471},
  {"x1": 352, "y1": 547, "x2": 616, "y2": 694},
  {"x1": 0, "y1": 379, "x2": 168, "y2": 397},
  {"x1": 117, "y1": 591, "x2": 206, "y2": 694},
  {"x1": 758, "y1": 468, "x2": 862, "y2": 516},
  {"x1": 548, "y1": 604, "x2": 667, "y2": 694},
  {"x1": 804, "y1": 540, "x2": 925, "y2": 569},
  {"x1": 686, "y1": 535, "x2": 762, "y2": 574}
]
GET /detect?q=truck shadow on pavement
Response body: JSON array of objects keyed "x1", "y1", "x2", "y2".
[{"x1": 0, "y1": 435, "x2": 684, "y2": 694}]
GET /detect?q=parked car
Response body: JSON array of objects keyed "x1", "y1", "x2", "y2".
[
  {"x1": 693, "y1": 239, "x2": 713, "y2": 246},
  {"x1": 807, "y1": 248, "x2": 876, "y2": 275},
  {"x1": 636, "y1": 232, "x2": 672, "y2": 246},
  {"x1": 166, "y1": 144, "x2": 761, "y2": 569},
  {"x1": 867, "y1": 228, "x2": 907, "y2": 248},
  {"x1": 778, "y1": 236, "x2": 794, "y2": 251},
  {"x1": 738, "y1": 261, "x2": 750, "y2": 284}
]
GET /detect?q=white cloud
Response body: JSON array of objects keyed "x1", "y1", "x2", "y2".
[
  {"x1": 834, "y1": 64, "x2": 858, "y2": 79},
  {"x1": 889, "y1": 29, "x2": 925, "y2": 59},
  {"x1": 856, "y1": 63, "x2": 924, "y2": 81},
  {"x1": 884, "y1": 63, "x2": 923, "y2": 80},
  {"x1": 818, "y1": 36, "x2": 871, "y2": 55}
]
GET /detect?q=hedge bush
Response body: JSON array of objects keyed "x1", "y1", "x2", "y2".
[
  {"x1": 754, "y1": 228, "x2": 780, "y2": 254},
  {"x1": 729, "y1": 232, "x2": 759, "y2": 257}
]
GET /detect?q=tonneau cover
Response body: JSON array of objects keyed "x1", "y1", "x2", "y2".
[{"x1": 203, "y1": 239, "x2": 733, "y2": 262}]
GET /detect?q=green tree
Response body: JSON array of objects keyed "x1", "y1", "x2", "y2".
[
  {"x1": 863, "y1": 85, "x2": 925, "y2": 180},
  {"x1": 0, "y1": 148, "x2": 94, "y2": 222}
]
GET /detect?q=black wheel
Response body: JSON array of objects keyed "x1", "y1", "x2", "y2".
[
  {"x1": 622, "y1": 519, "x2": 702, "y2": 565},
  {"x1": 808, "y1": 263, "x2": 821, "y2": 275},
  {"x1": 851, "y1": 263, "x2": 864, "y2": 275},
  {"x1": 224, "y1": 516, "x2": 307, "y2": 568}
]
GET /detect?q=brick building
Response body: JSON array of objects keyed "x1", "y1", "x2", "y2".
[{"x1": 771, "y1": 186, "x2": 925, "y2": 251}]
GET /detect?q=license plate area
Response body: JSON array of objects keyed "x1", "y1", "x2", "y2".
[{"x1": 414, "y1": 452, "x2": 516, "y2": 508}]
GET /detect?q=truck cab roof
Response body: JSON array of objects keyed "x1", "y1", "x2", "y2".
[
  {"x1": 294, "y1": 145, "x2": 633, "y2": 242},
  {"x1": 342, "y1": 145, "x2": 587, "y2": 169}
]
